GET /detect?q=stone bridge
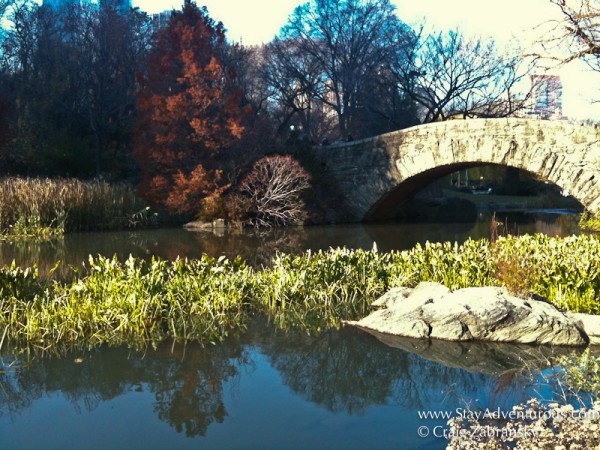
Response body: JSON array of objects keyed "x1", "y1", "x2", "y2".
[{"x1": 311, "y1": 118, "x2": 600, "y2": 221}]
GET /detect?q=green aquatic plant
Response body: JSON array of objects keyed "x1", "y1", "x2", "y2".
[
  {"x1": 492, "y1": 234, "x2": 600, "y2": 313},
  {"x1": 1, "y1": 234, "x2": 600, "y2": 353},
  {"x1": 255, "y1": 239, "x2": 497, "y2": 332},
  {"x1": 580, "y1": 212, "x2": 600, "y2": 232},
  {"x1": 256, "y1": 246, "x2": 393, "y2": 332},
  {"x1": 0, "y1": 255, "x2": 253, "y2": 352}
]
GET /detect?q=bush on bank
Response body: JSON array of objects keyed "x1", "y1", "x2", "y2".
[{"x1": 1, "y1": 234, "x2": 600, "y2": 352}]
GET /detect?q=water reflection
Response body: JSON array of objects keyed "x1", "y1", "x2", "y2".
[
  {"x1": 0, "y1": 212, "x2": 582, "y2": 277},
  {"x1": 0, "y1": 321, "x2": 564, "y2": 447},
  {"x1": 255, "y1": 326, "x2": 549, "y2": 414},
  {"x1": 1, "y1": 338, "x2": 248, "y2": 438},
  {"x1": 356, "y1": 327, "x2": 575, "y2": 375}
]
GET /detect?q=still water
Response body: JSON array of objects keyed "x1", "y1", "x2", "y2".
[
  {"x1": 0, "y1": 211, "x2": 585, "y2": 449},
  {"x1": 0, "y1": 323, "x2": 574, "y2": 450},
  {"x1": 0, "y1": 211, "x2": 581, "y2": 274}
]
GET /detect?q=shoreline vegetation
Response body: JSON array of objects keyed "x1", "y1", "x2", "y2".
[
  {"x1": 0, "y1": 177, "x2": 155, "y2": 239},
  {"x1": 1, "y1": 234, "x2": 600, "y2": 354},
  {"x1": 580, "y1": 212, "x2": 600, "y2": 232}
]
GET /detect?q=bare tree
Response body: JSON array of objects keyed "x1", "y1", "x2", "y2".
[
  {"x1": 0, "y1": 1, "x2": 150, "y2": 176},
  {"x1": 0, "y1": 0, "x2": 14, "y2": 43},
  {"x1": 226, "y1": 43, "x2": 272, "y2": 116},
  {"x1": 534, "y1": 0, "x2": 600, "y2": 71},
  {"x1": 275, "y1": 0, "x2": 417, "y2": 139},
  {"x1": 236, "y1": 155, "x2": 311, "y2": 228},
  {"x1": 263, "y1": 37, "x2": 333, "y2": 139},
  {"x1": 397, "y1": 30, "x2": 534, "y2": 123}
]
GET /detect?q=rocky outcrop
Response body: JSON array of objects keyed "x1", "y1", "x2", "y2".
[
  {"x1": 568, "y1": 312, "x2": 600, "y2": 345},
  {"x1": 346, "y1": 282, "x2": 591, "y2": 346},
  {"x1": 184, "y1": 218, "x2": 227, "y2": 230}
]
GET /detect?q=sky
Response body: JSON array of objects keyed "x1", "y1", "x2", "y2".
[{"x1": 134, "y1": 0, "x2": 599, "y2": 119}]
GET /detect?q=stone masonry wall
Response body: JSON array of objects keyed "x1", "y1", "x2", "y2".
[{"x1": 310, "y1": 118, "x2": 600, "y2": 221}]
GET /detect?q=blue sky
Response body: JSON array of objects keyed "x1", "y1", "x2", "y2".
[
  {"x1": 133, "y1": 0, "x2": 555, "y2": 45},
  {"x1": 50, "y1": 0, "x2": 586, "y2": 119}
]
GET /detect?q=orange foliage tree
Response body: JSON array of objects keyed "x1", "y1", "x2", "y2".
[{"x1": 134, "y1": 0, "x2": 250, "y2": 218}]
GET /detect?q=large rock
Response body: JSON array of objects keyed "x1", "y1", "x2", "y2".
[
  {"x1": 346, "y1": 282, "x2": 588, "y2": 346},
  {"x1": 568, "y1": 312, "x2": 600, "y2": 345}
]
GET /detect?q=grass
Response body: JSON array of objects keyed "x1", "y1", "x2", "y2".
[
  {"x1": 0, "y1": 177, "x2": 154, "y2": 238},
  {"x1": 580, "y1": 212, "x2": 600, "y2": 232},
  {"x1": 2, "y1": 233, "x2": 600, "y2": 353}
]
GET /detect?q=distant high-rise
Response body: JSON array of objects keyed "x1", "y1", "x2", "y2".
[
  {"x1": 99, "y1": 0, "x2": 132, "y2": 13},
  {"x1": 43, "y1": 0, "x2": 86, "y2": 9},
  {"x1": 151, "y1": 10, "x2": 173, "y2": 32},
  {"x1": 530, "y1": 75, "x2": 563, "y2": 119}
]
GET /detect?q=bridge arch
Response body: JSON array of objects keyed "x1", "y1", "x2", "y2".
[{"x1": 312, "y1": 119, "x2": 600, "y2": 221}]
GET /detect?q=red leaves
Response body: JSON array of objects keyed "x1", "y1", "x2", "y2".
[
  {"x1": 166, "y1": 165, "x2": 228, "y2": 215},
  {"x1": 134, "y1": 2, "x2": 249, "y2": 218}
]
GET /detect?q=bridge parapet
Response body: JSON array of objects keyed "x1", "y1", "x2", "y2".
[{"x1": 311, "y1": 119, "x2": 600, "y2": 221}]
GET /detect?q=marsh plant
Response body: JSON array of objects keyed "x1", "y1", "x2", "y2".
[
  {"x1": 0, "y1": 255, "x2": 253, "y2": 352},
  {"x1": 1, "y1": 234, "x2": 600, "y2": 353},
  {"x1": 580, "y1": 211, "x2": 600, "y2": 232},
  {"x1": 0, "y1": 177, "x2": 152, "y2": 238},
  {"x1": 492, "y1": 234, "x2": 600, "y2": 313}
]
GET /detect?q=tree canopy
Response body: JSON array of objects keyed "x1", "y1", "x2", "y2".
[
  {"x1": 134, "y1": 0, "x2": 251, "y2": 217},
  {"x1": 273, "y1": 0, "x2": 418, "y2": 138}
]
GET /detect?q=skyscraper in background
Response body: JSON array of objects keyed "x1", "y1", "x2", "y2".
[
  {"x1": 43, "y1": 0, "x2": 87, "y2": 9},
  {"x1": 151, "y1": 10, "x2": 173, "y2": 32},
  {"x1": 530, "y1": 75, "x2": 564, "y2": 119},
  {"x1": 99, "y1": 0, "x2": 132, "y2": 13}
]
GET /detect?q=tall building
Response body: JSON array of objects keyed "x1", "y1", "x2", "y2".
[
  {"x1": 530, "y1": 75, "x2": 563, "y2": 119},
  {"x1": 43, "y1": 0, "x2": 87, "y2": 9},
  {"x1": 151, "y1": 10, "x2": 173, "y2": 32},
  {"x1": 99, "y1": 0, "x2": 132, "y2": 13}
]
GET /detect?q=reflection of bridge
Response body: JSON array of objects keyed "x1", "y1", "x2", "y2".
[{"x1": 312, "y1": 119, "x2": 600, "y2": 221}]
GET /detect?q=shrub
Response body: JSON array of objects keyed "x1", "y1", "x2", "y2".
[
  {"x1": 580, "y1": 212, "x2": 600, "y2": 232},
  {"x1": 234, "y1": 155, "x2": 311, "y2": 227}
]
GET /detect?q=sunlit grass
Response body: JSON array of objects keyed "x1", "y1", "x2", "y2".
[{"x1": 1, "y1": 234, "x2": 600, "y2": 354}]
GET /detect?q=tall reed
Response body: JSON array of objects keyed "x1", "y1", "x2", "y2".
[{"x1": 0, "y1": 177, "x2": 151, "y2": 237}]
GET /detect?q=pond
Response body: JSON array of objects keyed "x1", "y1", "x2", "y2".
[
  {"x1": 0, "y1": 321, "x2": 575, "y2": 450},
  {"x1": 0, "y1": 210, "x2": 587, "y2": 449},
  {"x1": 0, "y1": 211, "x2": 582, "y2": 275}
]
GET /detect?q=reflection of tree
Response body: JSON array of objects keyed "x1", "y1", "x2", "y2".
[
  {"x1": 256, "y1": 326, "x2": 538, "y2": 414},
  {"x1": 1, "y1": 320, "x2": 554, "y2": 440},
  {"x1": 0, "y1": 227, "x2": 314, "y2": 277},
  {"x1": 147, "y1": 340, "x2": 249, "y2": 437},
  {"x1": 0, "y1": 338, "x2": 249, "y2": 437}
]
